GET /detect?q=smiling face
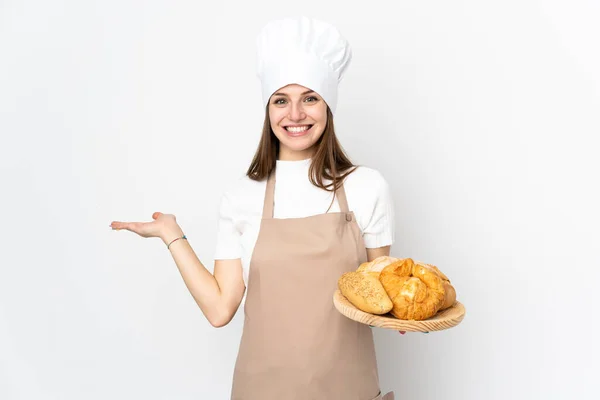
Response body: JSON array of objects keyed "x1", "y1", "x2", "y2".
[{"x1": 268, "y1": 84, "x2": 328, "y2": 160}]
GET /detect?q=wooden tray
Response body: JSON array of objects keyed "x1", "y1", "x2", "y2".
[{"x1": 333, "y1": 289, "x2": 466, "y2": 332}]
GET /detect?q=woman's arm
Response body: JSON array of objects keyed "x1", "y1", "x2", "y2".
[
  {"x1": 165, "y1": 227, "x2": 246, "y2": 328},
  {"x1": 111, "y1": 212, "x2": 245, "y2": 328},
  {"x1": 366, "y1": 245, "x2": 391, "y2": 262}
]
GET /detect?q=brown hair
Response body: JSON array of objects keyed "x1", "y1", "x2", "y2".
[{"x1": 246, "y1": 106, "x2": 358, "y2": 194}]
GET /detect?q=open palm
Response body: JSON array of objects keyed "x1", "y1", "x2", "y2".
[{"x1": 110, "y1": 212, "x2": 177, "y2": 239}]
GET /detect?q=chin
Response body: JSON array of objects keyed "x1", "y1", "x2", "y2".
[{"x1": 289, "y1": 144, "x2": 315, "y2": 153}]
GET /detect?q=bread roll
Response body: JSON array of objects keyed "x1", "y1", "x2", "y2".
[
  {"x1": 379, "y1": 259, "x2": 445, "y2": 320},
  {"x1": 441, "y1": 281, "x2": 456, "y2": 310},
  {"x1": 338, "y1": 271, "x2": 393, "y2": 315},
  {"x1": 422, "y1": 262, "x2": 456, "y2": 310},
  {"x1": 356, "y1": 256, "x2": 399, "y2": 279}
]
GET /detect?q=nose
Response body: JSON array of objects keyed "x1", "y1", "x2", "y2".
[{"x1": 288, "y1": 101, "x2": 306, "y2": 122}]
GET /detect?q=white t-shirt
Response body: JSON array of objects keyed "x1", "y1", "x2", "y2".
[{"x1": 214, "y1": 158, "x2": 395, "y2": 301}]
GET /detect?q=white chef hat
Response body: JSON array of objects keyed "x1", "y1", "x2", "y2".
[{"x1": 256, "y1": 16, "x2": 352, "y2": 114}]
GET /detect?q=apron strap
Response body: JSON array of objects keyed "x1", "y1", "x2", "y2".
[
  {"x1": 334, "y1": 181, "x2": 350, "y2": 213},
  {"x1": 262, "y1": 169, "x2": 350, "y2": 218},
  {"x1": 263, "y1": 170, "x2": 276, "y2": 219}
]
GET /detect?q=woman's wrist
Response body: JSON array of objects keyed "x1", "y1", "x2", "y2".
[
  {"x1": 161, "y1": 225, "x2": 185, "y2": 247},
  {"x1": 166, "y1": 234, "x2": 187, "y2": 250}
]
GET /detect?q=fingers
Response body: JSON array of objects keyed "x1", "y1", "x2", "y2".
[
  {"x1": 110, "y1": 221, "x2": 143, "y2": 234},
  {"x1": 111, "y1": 212, "x2": 163, "y2": 230},
  {"x1": 109, "y1": 221, "x2": 121, "y2": 230},
  {"x1": 109, "y1": 221, "x2": 132, "y2": 231}
]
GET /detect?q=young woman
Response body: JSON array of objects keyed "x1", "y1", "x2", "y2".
[{"x1": 111, "y1": 17, "x2": 396, "y2": 400}]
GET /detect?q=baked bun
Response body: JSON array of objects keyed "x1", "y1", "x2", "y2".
[
  {"x1": 338, "y1": 271, "x2": 393, "y2": 315},
  {"x1": 356, "y1": 256, "x2": 400, "y2": 279},
  {"x1": 423, "y1": 262, "x2": 456, "y2": 310},
  {"x1": 441, "y1": 282, "x2": 456, "y2": 310},
  {"x1": 379, "y1": 258, "x2": 446, "y2": 320}
]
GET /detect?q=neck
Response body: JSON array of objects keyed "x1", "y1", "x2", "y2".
[{"x1": 278, "y1": 146, "x2": 315, "y2": 161}]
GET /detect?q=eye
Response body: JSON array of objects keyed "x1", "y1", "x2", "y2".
[
  {"x1": 305, "y1": 96, "x2": 319, "y2": 103},
  {"x1": 272, "y1": 98, "x2": 287, "y2": 105}
]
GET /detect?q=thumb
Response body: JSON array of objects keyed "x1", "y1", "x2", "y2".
[{"x1": 152, "y1": 212, "x2": 163, "y2": 220}]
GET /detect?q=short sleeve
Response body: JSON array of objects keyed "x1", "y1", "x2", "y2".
[
  {"x1": 214, "y1": 191, "x2": 242, "y2": 259},
  {"x1": 362, "y1": 173, "x2": 395, "y2": 249}
]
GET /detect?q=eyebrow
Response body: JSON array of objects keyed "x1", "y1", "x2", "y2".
[{"x1": 272, "y1": 90, "x2": 316, "y2": 97}]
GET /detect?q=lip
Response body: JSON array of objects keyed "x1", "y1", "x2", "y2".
[{"x1": 283, "y1": 124, "x2": 313, "y2": 137}]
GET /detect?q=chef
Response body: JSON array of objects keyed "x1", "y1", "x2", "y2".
[{"x1": 110, "y1": 16, "x2": 396, "y2": 400}]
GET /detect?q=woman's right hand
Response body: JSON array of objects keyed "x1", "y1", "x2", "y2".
[{"x1": 110, "y1": 212, "x2": 183, "y2": 245}]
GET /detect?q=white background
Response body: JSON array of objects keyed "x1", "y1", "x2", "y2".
[{"x1": 1, "y1": 0, "x2": 599, "y2": 399}]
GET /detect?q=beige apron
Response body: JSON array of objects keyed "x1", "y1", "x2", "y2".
[{"x1": 230, "y1": 171, "x2": 395, "y2": 400}]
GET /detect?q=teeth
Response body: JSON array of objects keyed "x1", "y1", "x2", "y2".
[{"x1": 286, "y1": 125, "x2": 310, "y2": 133}]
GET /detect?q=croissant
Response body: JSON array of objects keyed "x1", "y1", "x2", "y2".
[{"x1": 379, "y1": 258, "x2": 446, "y2": 320}]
